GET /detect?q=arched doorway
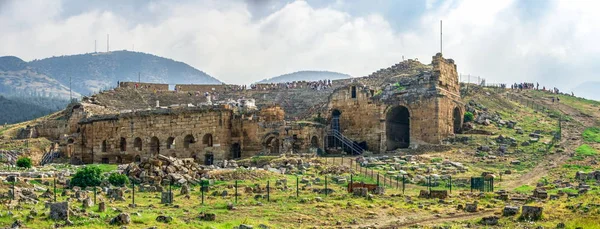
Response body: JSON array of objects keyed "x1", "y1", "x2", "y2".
[
  {"x1": 116, "y1": 156, "x2": 123, "y2": 164},
  {"x1": 183, "y1": 134, "x2": 195, "y2": 149},
  {"x1": 231, "y1": 143, "x2": 241, "y2": 159},
  {"x1": 166, "y1": 137, "x2": 175, "y2": 149},
  {"x1": 67, "y1": 139, "x2": 74, "y2": 157},
  {"x1": 386, "y1": 106, "x2": 410, "y2": 150},
  {"x1": 101, "y1": 140, "x2": 107, "y2": 152},
  {"x1": 453, "y1": 107, "x2": 462, "y2": 134},
  {"x1": 311, "y1": 136, "x2": 319, "y2": 148},
  {"x1": 119, "y1": 137, "x2": 127, "y2": 152},
  {"x1": 150, "y1": 136, "x2": 160, "y2": 155},
  {"x1": 134, "y1": 155, "x2": 141, "y2": 163},
  {"x1": 203, "y1": 134, "x2": 213, "y2": 147},
  {"x1": 331, "y1": 109, "x2": 341, "y2": 132},
  {"x1": 265, "y1": 137, "x2": 280, "y2": 154},
  {"x1": 134, "y1": 137, "x2": 142, "y2": 151},
  {"x1": 204, "y1": 154, "x2": 214, "y2": 165}
]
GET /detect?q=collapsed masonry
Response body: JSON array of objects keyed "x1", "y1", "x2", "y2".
[{"x1": 26, "y1": 53, "x2": 462, "y2": 165}]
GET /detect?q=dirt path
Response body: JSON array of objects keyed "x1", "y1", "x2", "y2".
[{"x1": 502, "y1": 92, "x2": 594, "y2": 189}]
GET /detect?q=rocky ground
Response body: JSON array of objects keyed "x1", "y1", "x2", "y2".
[{"x1": 0, "y1": 87, "x2": 598, "y2": 228}]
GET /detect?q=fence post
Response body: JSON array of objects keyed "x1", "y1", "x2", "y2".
[
  {"x1": 296, "y1": 176, "x2": 299, "y2": 198},
  {"x1": 402, "y1": 174, "x2": 405, "y2": 195},
  {"x1": 325, "y1": 176, "x2": 328, "y2": 197},
  {"x1": 235, "y1": 180, "x2": 238, "y2": 204},
  {"x1": 201, "y1": 182, "x2": 205, "y2": 205},
  {"x1": 449, "y1": 176, "x2": 452, "y2": 194},
  {"x1": 396, "y1": 175, "x2": 399, "y2": 190},
  {"x1": 94, "y1": 186, "x2": 97, "y2": 205},
  {"x1": 267, "y1": 180, "x2": 270, "y2": 202},
  {"x1": 12, "y1": 178, "x2": 15, "y2": 200},
  {"x1": 132, "y1": 182, "x2": 135, "y2": 207},
  {"x1": 169, "y1": 179, "x2": 173, "y2": 204},
  {"x1": 54, "y1": 177, "x2": 57, "y2": 202},
  {"x1": 377, "y1": 173, "x2": 380, "y2": 187}
]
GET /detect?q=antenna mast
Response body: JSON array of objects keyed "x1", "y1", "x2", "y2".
[{"x1": 440, "y1": 20, "x2": 443, "y2": 54}]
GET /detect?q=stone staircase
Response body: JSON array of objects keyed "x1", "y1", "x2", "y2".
[
  {"x1": 326, "y1": 129, "x2": 364, "y2": 155},
  {"x1": 0, "y1": 150, "x2": 25, "y2": 165}
]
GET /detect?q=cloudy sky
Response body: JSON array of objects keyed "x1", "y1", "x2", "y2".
[{"x1": 1, "y1": 0, "x2": 599, "y2": 91}]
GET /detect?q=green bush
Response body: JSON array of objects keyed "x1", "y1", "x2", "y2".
[
  {"x1": 70, "y1": 166, "x2": 102, "y2": 188},
  {"x1": 582, "y1": 127, "x2": 600, "y2": 143},
  {"x1": 16, "y1": 157, "x2": 32, "y2": 168},
  {"x1": 464, "y1": 112, "x2": 474, "y2": 122},
  {"x1": 108, "y1": 173, "x2": 130, "y2": 187},
  {"x1": 575, "y1": 144, "x2": 598, "y2": 156}
]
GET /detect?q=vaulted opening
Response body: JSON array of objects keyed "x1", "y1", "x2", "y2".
[
  {"x1": 120, "y1": 137, "x2": 127, "y2": 152},
  {"x1": 134, "y1": 137, "x2": 142, "y2": 151},
  {"x1": 386, "y1": 106, "x2": 410, "y2": 150},
  {"x1": 203, "y1": 134, "x2": 213, "y2": 147},
  {"x1": 150, "y1": 136, "x2": 160, "y2": 155},
  {"x1": 183, "y1": 134, "x2": 195, "y2": 149},
  {"x1": 166, "y1": 137, "x2": 175, "y2": 149},
  {"x1": 265, "y1": 137, "x2": 280, "y2": 155},
  {"x1": 453, "y1": 107, "x2": 462, "y2": 134}
]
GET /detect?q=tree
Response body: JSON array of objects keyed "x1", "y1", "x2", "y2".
[
  {"x1": 16, "y1": 157, "x2": 32, "y2": 168},
  {"x1": 108, "y1": 173, "x2": 130, "y2": 187},
  {"x1": 464, "y1": 111, "x2": 474, "y2": 122},
  {"x1": 70, "y1": 166, "x2": 102, "y2": 188}
]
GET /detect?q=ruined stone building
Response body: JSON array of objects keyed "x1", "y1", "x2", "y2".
[{"x1": 29, "y1": 53, "x2": 462, "y2": 164}]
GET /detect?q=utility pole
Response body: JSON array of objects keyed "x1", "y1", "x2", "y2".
[
  {"x1": 94, "y1": 40, "x2": 97, "y2": 53},
  {"x1": 440, "y1": 20, "x2": 443, "y2": 54},
  {"x1": 107, "y1": 34, "x2": 110, "y2": 52},
  {"x1": 69, "y1": 75, "x2": 72, "y2": 101},
  {"x1": 138, "y1": 72, "x2": 140, "y2": 83}
]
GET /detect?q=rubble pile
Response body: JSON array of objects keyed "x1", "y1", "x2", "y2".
[{"x1": 123, "y1": 155, "x2": 207, "y2": 186}]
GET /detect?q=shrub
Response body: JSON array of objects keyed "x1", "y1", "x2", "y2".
[
  {"x1": 108, "y1": 173, "x2": 130, "y2": 187},
  {"x1": 16, "y1": 157, "x2": 32, "y2": 168},
  {"x1": 575, "y1": 144, "x2": 598, "y2": 157},
  {"x1": 582, "y1": 127, "x2": 600, "y2": 143},
  {"x1": 70, "y1": 166, "x2": 102, "y2": 188},
  {"x1": 464, "y1": 112, "x2": 474, "y2": 122}
]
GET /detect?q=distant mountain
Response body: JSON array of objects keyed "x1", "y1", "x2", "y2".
[
  {"x1": 257, "y1": 71, "x2": 351, "y2": 83},
  {"x1": 571, "y1": 81, "x2": 600, "y2": 101},
  {"x1": 27, "y1": 51, "x2": 222, "y2": 95},
  {"x1": 0, "y1": 56, "x2": 78, "y2": 98},
  {"x1": 0, "y1": 94, "x2": 68, "y2": 124}
]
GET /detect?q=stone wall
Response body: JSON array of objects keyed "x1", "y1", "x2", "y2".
[
  {"x1": 119, "y1": 82, "x2": 169, "y2": 91},
  {"x1": 174, "y1": 84, "x2": 241, "y2": 92},
  {"x1": 325, "y1": 53, "x2": 463, "y2": 153},
  {"x1": 67, "y1": 105, "x2": 324, "y2": 164},
  {"x1": 73, "y1": 108, "x2": 233, "y2": 164}
]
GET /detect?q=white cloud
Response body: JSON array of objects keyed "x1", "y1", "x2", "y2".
[{"x1": 0, "y1": 0, "x2": 599, "y2": 90}]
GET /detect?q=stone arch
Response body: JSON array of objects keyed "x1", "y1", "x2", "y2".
[
  {"x1": 331, "y1": 109, "x2": 342, "y2": 132},
  {"x1": 134, "y1": 155, "x2": 141, "y2": 163},
  {"x1": 232, "y1": 143, "x2": 241, "y2": 159},
  {"x1": 134, "y1": 137, "x2": 142, "y2": 151},
  {"x1": 119, "y1": 137, "x2": 127, "y2": 152},
  {"x1": 183, "y1": 134, "x2": 195, "y2": 149},
  {"x1": 150, "y1": 136, "x2": 160, "y2": 155},
  {"x1": 311, "y1": 136, "x2": 319, "y2": 148},
  {"x1": 101, "y1": 140, "x2": 107, "y2": 152},
  {"x1": 453, "y1": 107, "x2": 462, "y2": 134},
  {"x1": 265, "y1": 136, "x2": 280, "y2": 155},
  {"x1": 386, "y1": 105, "x2": 410, "y2": 150},
  {"x1": 166, "y1": 137, "x2": 175, "y2": 149},
  {"x1": 202, "y1": 134, "x2": 213, "y2": 147}
]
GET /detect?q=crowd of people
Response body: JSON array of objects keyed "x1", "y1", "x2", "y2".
[{"x1": 249, "y1": 79, "x2": 334, "y2": 91}]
